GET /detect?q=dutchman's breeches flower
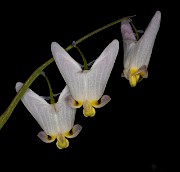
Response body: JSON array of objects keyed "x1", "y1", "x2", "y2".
[
  {"x1": 15, "y1": 83, "x2": 82, "y2": 149},
  {"x1": 51, "y1": 39, "x2": 119, "y2": 117},
  {"x1": 121, "y1": 11, "x2": 161, "y2": 87}
]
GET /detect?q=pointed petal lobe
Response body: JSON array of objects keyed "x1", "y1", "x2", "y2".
[
  {"x1": 121, "y1": 20, "x2": 136, "y2": 41},
  {"x1": 135, "y1": 11, "x2": 161, "y2": 67},
  {"x1": 87, "y1": 39, "x2": 119, "y2": 100},
  {"x1": 51, "y1": 42, "x2": 83, "y2": 100},
  {"x1": 15, "y1": 82, "x2": 58, "y2": 135},
  {"x1": 54, "y1": 86, "x2": 77, "y2": 133},
  {"x1": 121, "y1": 20, "x2": 137, "y2": 69}
]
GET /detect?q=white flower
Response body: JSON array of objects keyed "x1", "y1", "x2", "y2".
[
  {"x1": 15, "y1": 82, "x2": 82, "y2": 149},
  {"x1": 121, "y1": 11, "x2": 161, "y2": 87},
  {"x1": 51, "y1": 39, "x2": 119, "y2": 117}
]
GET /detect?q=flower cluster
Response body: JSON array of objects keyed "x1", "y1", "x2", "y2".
[{"x1": 10, "y1": 11, "x2": 161, "y2": 149}]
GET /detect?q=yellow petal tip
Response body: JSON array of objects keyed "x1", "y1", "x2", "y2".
[{"x1": 83, "y1": 108, "x2": 96, "y2": 117}]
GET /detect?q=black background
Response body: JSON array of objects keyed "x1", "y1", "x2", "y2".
[{"x1": 0, "y1": 1, "x2": 178, "y2": 172}]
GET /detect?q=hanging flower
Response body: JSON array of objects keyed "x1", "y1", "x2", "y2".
[
  {"x1": 121, "y1": 11, "x2": 161, "y2": 87},
  {"x1": 15, "y1": 82, "x2": 82, "y2": 149},
  {"x1": 51, "y1": 39, "x2": 119, "y2": 117}
]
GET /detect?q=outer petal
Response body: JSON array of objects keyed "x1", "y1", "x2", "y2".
[
  {"x1": 134, "y1": 11, "x2": 161, "y2": 67},
  {"x1": 65, "y1": 124, "x2": 82, "y2": 138},
  {"x1": 51, "y1": 42, "x2": 84, "y2": 100},
  {"x1": 15, "y1": 82, "x2": 58, "y2": 136},
  {"x1": 54, "y1": 85, "x2": 77, "y2": 133},
  {"x1": 37, "y1": 131, "x2": 56, "y2": 143},
  {"x1": 64, "y1": 95, "x2": 83, "y2": 108},
  {"x1": 92, "y1": 95, "x2": 111, "y2": 108},
  {"x1": 121, "y1": 20, "x2": 136, "y2": 69},
  {"x1": 87, "y1": 39, "x2": 119, "y2": 100}
]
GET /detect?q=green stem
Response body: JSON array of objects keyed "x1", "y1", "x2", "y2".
[
  {"x1": 0, "y1": 15, "x2": 131, "y2": 130},
  {"x1": 41, "y1": 72, "x2": 55, "y2": 104},
  {"x1": 0, "y1": 58, "x2": 53, "y2": 130},
  {"x1": 130, "y1": 21, "x2": 139, "y2": 40},
  {"x1": 75, "y1": 16, "x2": 133, "y2": 44},
  {"x1": 75, "y1": 45, "x2": 88, "y2": 70}
]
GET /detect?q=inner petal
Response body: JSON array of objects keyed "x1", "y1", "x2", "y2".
[
  {"x1": 56, "y1": 133, "x2": 69, "y2": 149},
  {"x1": 129, "y1": 68, "x2": 145, "y2": 87},
  {"x1": 129, "y1": 74, "x2": 140, "y2": 87},
  {"x1": 83, "y1": 100, "x2": 96, "y2": 117}
]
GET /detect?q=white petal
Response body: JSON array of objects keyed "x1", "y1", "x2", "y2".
[
  {"x1": 54, "y1": 85, "x2": 77, "y2": 133},
  {"x1": 64, "y1": 95, "x2": 82, "y2": 108},
  {"x1": 51, "y1": 40, "x2": 119, "y2": 101},
  {"x1": 65, "y1": 124, "x2": 82, "y2": 138},
  {"x1": 121, "y1": 20, "x2": 136, "y2": 41},
  {"x1": 87, "y1": 39, "x2": 119, "y2": 100},
  {"x1": 15, "y1": 82, "x2": 76, "y2": 136},
  {"x1": 51, "y1": 42, "x2": 84, "y2": 100},
  {"x1": 93, "y1": 95, "x2": 111, "y2": 108},
  {"x1": 15, "y1": 82, "x2": 58, "y2": 135},
  {"x1": 134, "y1": 11, "x2": 161, "y2": 67},
  {"x1": 121, "y1": 20, "x2": 136, "y2": 69},
  {"x1": 37, "y1": 131, "x2": 55, "y2": 143}
]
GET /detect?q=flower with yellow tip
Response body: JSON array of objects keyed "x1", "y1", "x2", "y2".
[
  {"x1": 51, "y1": 39, "x2": 119, "y2": 117},
  {"x1": 121, "y1": 11, "x2": 161, "y2": 87},
  {"x1": 15, "y1": 82, "x2": 82, "y2": 149}
]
